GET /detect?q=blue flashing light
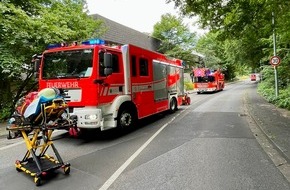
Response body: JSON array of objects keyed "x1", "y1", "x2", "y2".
[
  {"x1": 46, "y1": 44, "x2": 62, "y2": 49},
  {"x1": 82, "y1": 38, "x2": 105, "y2": 45},
  {"x1": 46, "y1": 42, "x2": 67, "y2": 50}
]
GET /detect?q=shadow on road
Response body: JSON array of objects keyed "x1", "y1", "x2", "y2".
[{"x1": 63, "y1": 110, "x2": 180, "y2": 142}]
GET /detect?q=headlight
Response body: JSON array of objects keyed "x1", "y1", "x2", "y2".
[{"x1": 85, "y1": 114, "x2": 97, "y2": 120}]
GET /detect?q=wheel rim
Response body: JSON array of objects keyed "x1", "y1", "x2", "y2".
[
  {"x1": 170, "y1": 99, "x2": 176, "y2": 110},
  {"x1": 120, "y1": 112, "x2": 132, "y2": 127}
]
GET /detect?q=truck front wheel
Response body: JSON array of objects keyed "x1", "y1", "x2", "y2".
[{"x1": 117, "y1": 106, "x2": 136, "y2": 129}]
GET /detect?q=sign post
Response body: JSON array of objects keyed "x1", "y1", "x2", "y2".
[
  {"x1": 271, "y1": 12, "x2": 279, "y2": 97},
  {"x1": 270, "y1": 56, "x2": 280, "y2": 97}
]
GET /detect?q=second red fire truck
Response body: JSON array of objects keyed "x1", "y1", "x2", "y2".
[
  {"x1": 36, "y1": 39, "x2": 185, "y2": 132},
  {"x1": 192, "y1": 67, "x2": 225, "y2": 94}
]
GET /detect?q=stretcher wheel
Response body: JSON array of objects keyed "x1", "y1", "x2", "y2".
[
  {"x1": 34, "y1": 176, "x2": 41, "y2": 186},
  {"x1": 186, "y1": 97, "x2": 191, "y2": 105},
  {"x1": 64, "y1": 166, "x2": 70, "y2": 175}
]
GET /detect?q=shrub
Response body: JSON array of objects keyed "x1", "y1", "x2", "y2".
[
  {"x1": 184, "y1": 81, "x2": 194, "y2": 91},
  {"x1": 277, "y1": 87, "x2": 290, "y2": 109},
  {"x1": 258, "y1": 66, "x2": 290, "y2": 111},
  {"x1": 0, "y1": 107, "x2": 11, "y2": 122}
]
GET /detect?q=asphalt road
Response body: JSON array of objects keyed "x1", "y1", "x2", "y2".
[{"x1": 1, "y1": 81, "x2": 290, "y2": 190}]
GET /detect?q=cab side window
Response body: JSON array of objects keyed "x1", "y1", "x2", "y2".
[
  {"x1": 139, "y1": 58, "x2": 148, "y2": 76},
  {"x1": 112, "y1": 54, "x2": 119, "y2": 73},
  {"x1": 131, "y1": 56, "x2": 137, "y2": 77}
]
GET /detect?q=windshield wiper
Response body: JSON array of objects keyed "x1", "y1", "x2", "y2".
[{"x1": 57, "y1": 74, "x2": 81, "y2": 79}]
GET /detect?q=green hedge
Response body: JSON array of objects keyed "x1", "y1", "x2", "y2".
[{"x1": 258, "y1": 66, "x2": 290, "y2": 111}]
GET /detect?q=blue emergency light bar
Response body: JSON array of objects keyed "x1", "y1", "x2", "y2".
[
  {"x1": 46, "y1": 42, "x2": 68, "y2": 49},
  {"x1": 81, "y1": 38, "x2": 105, "y2": 45},
  {"x1": 46, "y1": 44, "x2": 62, "y2": 49},
  {"x1": 46, "y1": 38, "x2": 105, "y2": 49}
]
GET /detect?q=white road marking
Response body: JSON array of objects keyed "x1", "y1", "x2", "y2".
[
  {"x1": 0, "y1": 140, "x2": 24, "y2": 151},
  {"x1": 0, "y1": 130, "x2": 66, "y2": 151},
  {"x1": 98, "y1": 113, "x2": 182, "y2": 190},
  {"x1": 98, "y1": 96, "x2": 211, "y2": 190}
]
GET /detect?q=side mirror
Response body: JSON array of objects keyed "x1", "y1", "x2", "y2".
[
  {"x1": 34, "y1": 60, "x2": 40, "y2": 72},
  {"x1": 104, "y1": 53, "x2": 112, "y2": 67},
  {"x1": 103, "y1": 53, "x2": 113, "y2": 76},
  {"x1": 32, "y1": 54, "x2": 42, "y2": 80},
  {"x1": 104, "y1": 68, "x2": 113, "y2": 76}
]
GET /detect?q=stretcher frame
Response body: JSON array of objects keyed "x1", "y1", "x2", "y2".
[{"x1": 7, "y1": 98, "x2": 75, "y2": 186}]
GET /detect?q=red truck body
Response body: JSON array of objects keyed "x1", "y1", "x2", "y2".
[{"x1": 37, "y1": 39, "x2": 184, "y2": 131}]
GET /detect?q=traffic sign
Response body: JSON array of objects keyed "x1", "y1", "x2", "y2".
[{"x1": 270, "y1": 56, "x2": 281, "y2": 66}]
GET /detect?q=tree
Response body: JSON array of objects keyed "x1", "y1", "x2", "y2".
[
  {"x1": 195, "y1": 32, "x2": 222, "y2": 68},
  {"x1": 167, "y1": 0, "x2": 290, "y2": 109},
  {"x1": 152, "y1": 13, "x2": 199, "y2": 69},
  {"x1": 0, "y1": 0, "x2": 106, "y2": 120},
  {"x1": 195, "y1": 31, "x2": 239, "y2": 80},
  {"x1": 166, "y1": 0, "x2": 290, "y2": 66}
]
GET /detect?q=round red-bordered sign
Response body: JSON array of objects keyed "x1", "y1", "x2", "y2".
[{"x1": 270, "y1": 56, "x2": 281, "y2": 66}]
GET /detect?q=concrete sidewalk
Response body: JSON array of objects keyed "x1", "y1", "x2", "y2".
[{"x1": 245, "y1": 84, "x2": 290, "y2": 163}]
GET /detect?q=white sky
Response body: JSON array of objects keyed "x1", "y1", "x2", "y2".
[{"x1": 85, "y1": 0, "x2": 206, "y2": 35}]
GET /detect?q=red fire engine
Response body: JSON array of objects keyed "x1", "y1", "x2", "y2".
[
  {"x1": 250, "y1": 74, "x2": 256, "y2": 81},
  {"x1": 192, "y1": 68, "x2": 225, "y2": 94},
  {"x1": 36, "y1": 39, "x2": 185, "y2": 131}
]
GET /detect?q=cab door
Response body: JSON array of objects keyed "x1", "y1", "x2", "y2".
[{"x1": 130, "y1": 54, "x2": 154, "y2": 118}]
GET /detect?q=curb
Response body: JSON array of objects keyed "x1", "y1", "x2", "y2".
[
  {"x1": 244, "y1": 91, "x2": 290, "y2": 164},
  {"x1": 247, "y1": 103, "x2": 290, "y2": 164},
  {"x1": 0, "y1": 122, "x2": 7, "y2": 138}
]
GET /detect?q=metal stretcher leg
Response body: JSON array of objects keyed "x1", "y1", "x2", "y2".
[
  {"x1": 13, "y1": 128, "x2": 70, "y2": 186},
  {"x1": 7, "y1": 98, "x2": 74, "y2": 186}
]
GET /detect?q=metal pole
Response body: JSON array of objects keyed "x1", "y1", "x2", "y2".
[
  {"x1": 272, "y1": 12, "x2": 279, "y2": 97},
  {"x1": 259, "y1": 60, "x2": 262, "y2": 82},
  {"x1": 274, "y1": 66, "x2": 278, "y2": 96}
]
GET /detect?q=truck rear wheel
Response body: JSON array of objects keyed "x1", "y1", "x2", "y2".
[{"x1": 169, "y1": 98, "x2": 177, "y2": 113}]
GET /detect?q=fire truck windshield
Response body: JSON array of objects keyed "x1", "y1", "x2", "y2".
[
  {"x1": 194, "y1": 76, "x2": 215, "y2": 83},
  {"x1": 42, "y1": 49, "x2": 94, "y2": 79}
]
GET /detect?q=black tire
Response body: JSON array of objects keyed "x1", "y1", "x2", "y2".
[
  {"x1": 34, "y1": 177, "x2": 41, "y2": 186},
  {"x1": 117, "y1": 106, "x2": 136, "y2": 129},
  {"x1": 186, "y1": 97, "x2": 191, "y2": 105},
  {"x1": 169, "y1": 98, "x2": 177, "y2": 113}
]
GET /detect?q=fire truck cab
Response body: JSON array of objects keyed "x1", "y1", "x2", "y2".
[
  {"x1": 250, "y1": 74, "x2": 256, "y2": 81},
  {"x1": 37, "y1": 39, "x2": 184, "y2": 131},
  {"x1": 192, "y1": 68, "x2": 225, "y2": 94}
]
